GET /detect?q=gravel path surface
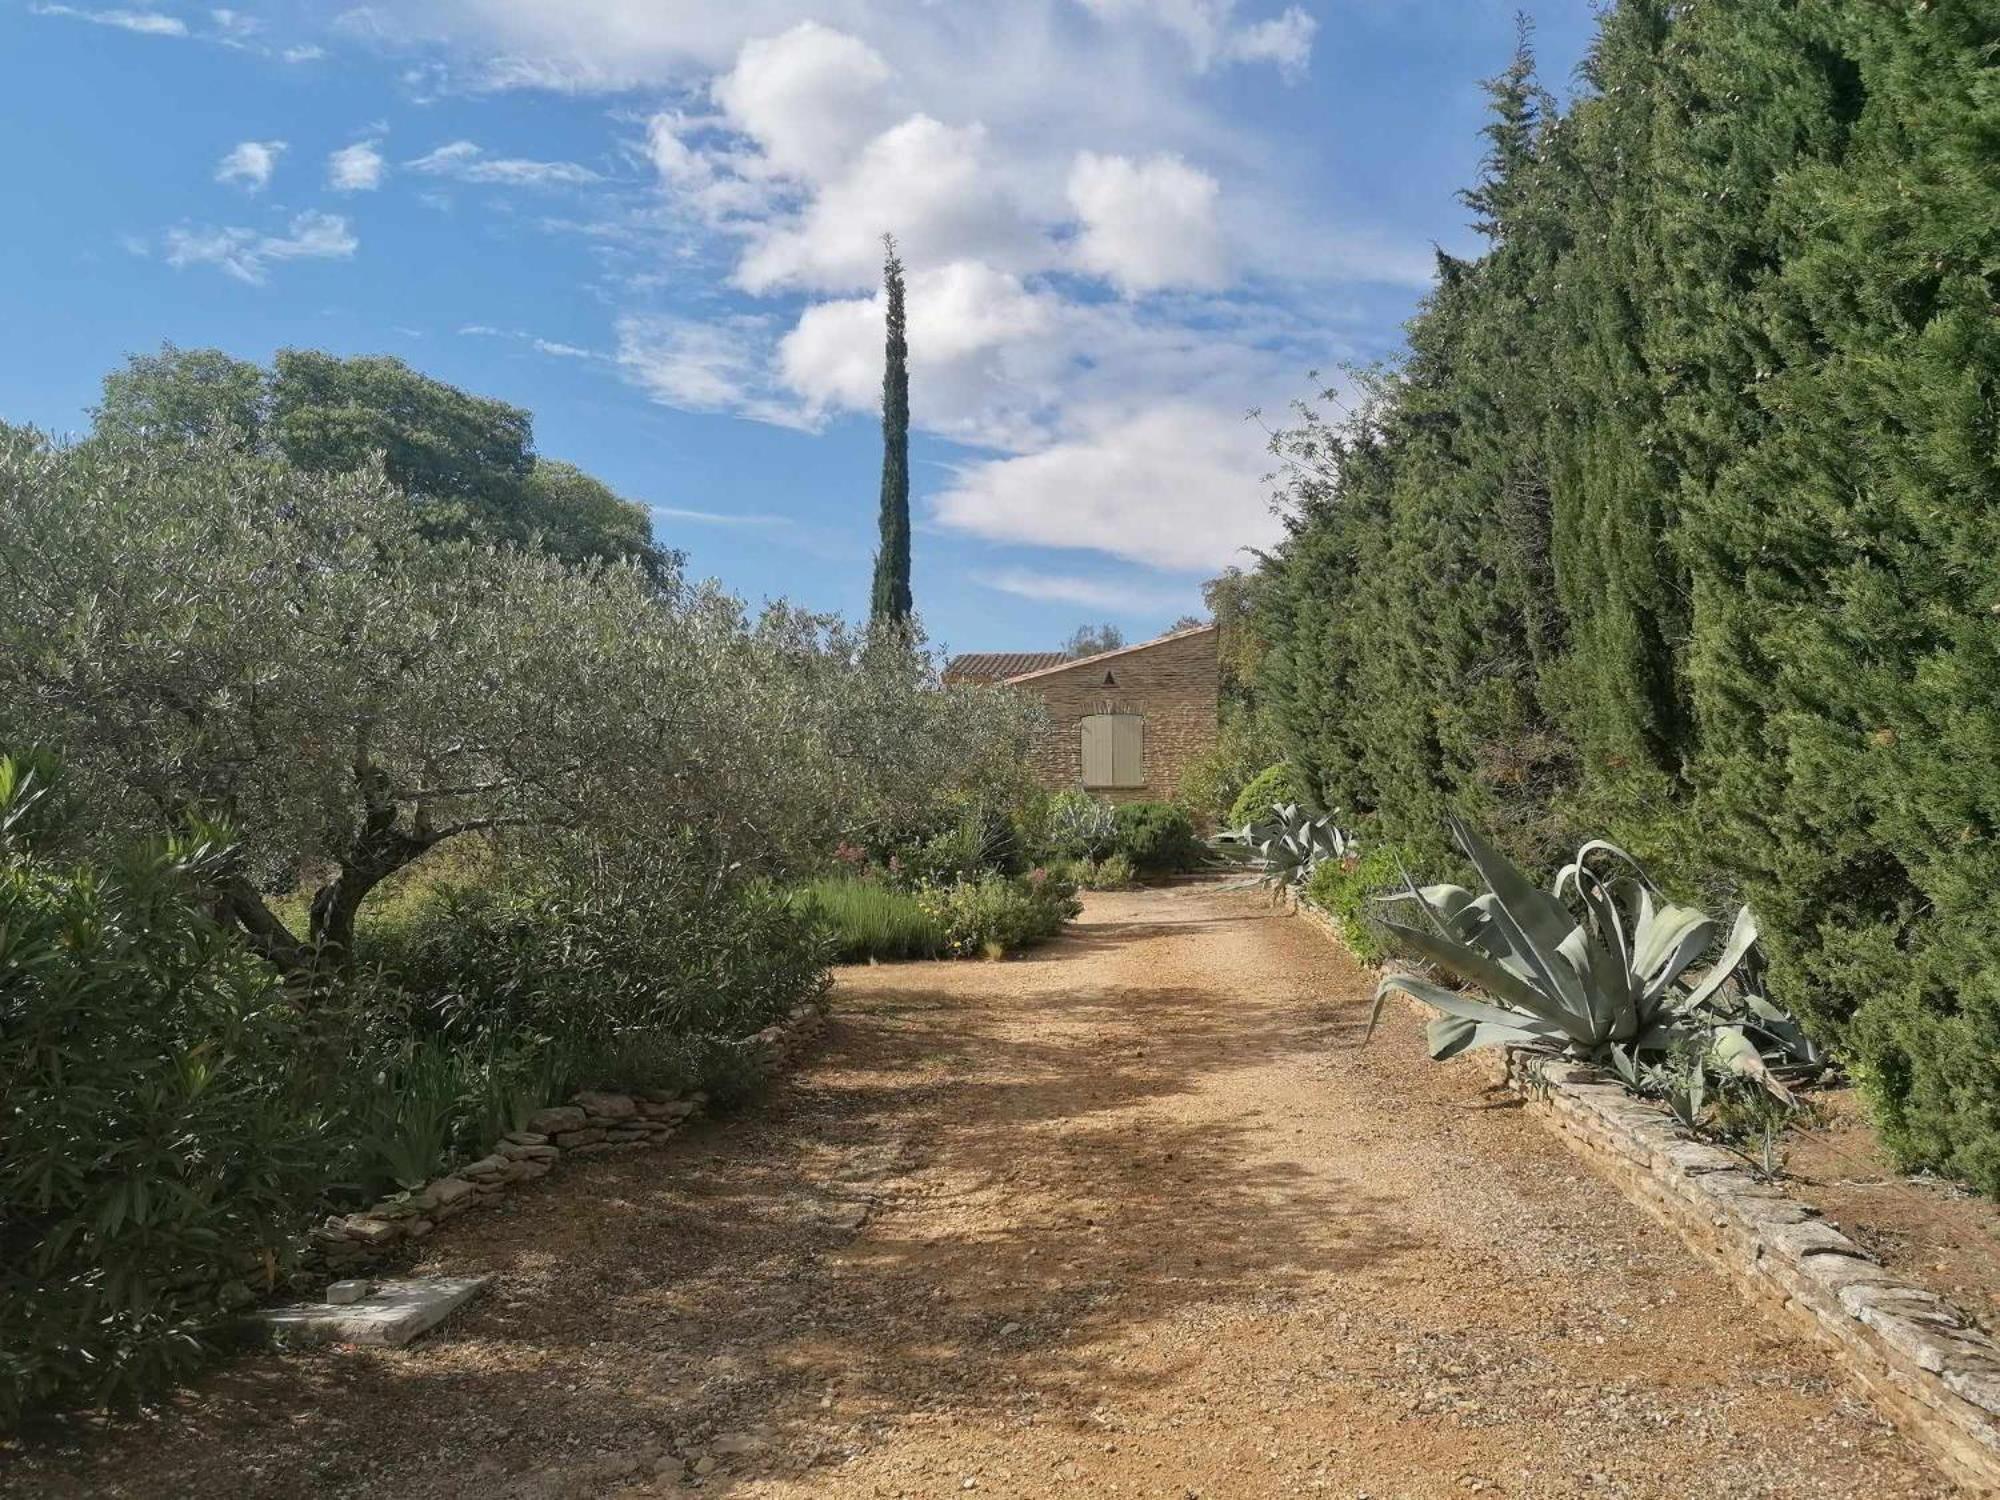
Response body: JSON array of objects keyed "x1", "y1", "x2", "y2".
[{"x1": 1, "y1": 882, "x2": 1953, "y2": 1498}]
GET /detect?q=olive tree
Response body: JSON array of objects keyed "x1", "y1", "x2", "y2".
[{"x1": 0, "y1": 431, "x2": 1036, "y2": 984}]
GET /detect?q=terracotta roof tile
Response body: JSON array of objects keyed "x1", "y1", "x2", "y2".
[
  {"x1": 944, "y1": 651, "x2": 1068, "y2": 684},
  {"x1": 999, "y1": 623, "x2": 1217, "y2": 683}
]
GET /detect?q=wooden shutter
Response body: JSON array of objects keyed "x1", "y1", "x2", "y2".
[
  {"x1": 1081, "y1": 714, "x2": 1144, "y2": 788},
  {"x1": 1111, "y1": 714, "x2": 1144, "y2": 787}
]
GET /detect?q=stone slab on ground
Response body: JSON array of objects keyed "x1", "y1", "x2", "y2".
[{"x1": 252, "y1": 1276, "x2": 492, "y2": 1349}]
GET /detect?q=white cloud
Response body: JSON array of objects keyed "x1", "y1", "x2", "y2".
[
  {"x1": 934, "y1": 403, "x2": 1282, "y2": 572},
  {"x1": 1221, "y1": 6, "x2": 1315, "y2": 75},
  {"x1": 215, "y1": 139, "x2": 286, "y2": 191},
  {"x1": 459, "y1": 325, "x2": 606, "y2": 361},
  {"x1": 282, "y1": 44, "x2": 325, "y2": 62},
  {"x1": 712, "y1": 22, "x2": 897, "y2": 183},
  {"x1": 210, "y1": 8, "x2": 259, "y2": 40},
  {"x1": 1073, "y1": 0, "x2": 1315, "y2": 75},
  {"x1": 644, "y1": 116, "x2": 709, "y2": 188},
  {"x1": 408, "y1": 140, "x2": 599, "y2": 186},
  {"x1": 328, "y1": 140, "x2": 386, "y2": 191},
  {"x1": 737, "y1": 114, "x2": 1044, "y2": 293},
  {"x1": 1067, "y1": 151, "x2": 1226, "y2": 294},
  {"x1": 163, "y1": 211, "x2": 358, "y2": 284},
  {"x1": 978, "y1": 568, "x2": 1200, "y2": 612},
  {"x1": 651, "y1": 504, "x2": 794, "y2": 527},
  {"x1": 615, "y1": 313, "x2": 812, "y2": 429},
  {"x1": 29, "y1": 5, "x2": 187, "y2": 37},
  {"x1": 777, "y1": 260, "x2": 1062, "y2": 448},
  {"x1": 339, "y1": 4, "x2": 1416, "y2": 584}
]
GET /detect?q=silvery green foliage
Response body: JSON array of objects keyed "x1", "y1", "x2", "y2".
[
  {"x1": 1231, "y1": 802, "x2": 1358, "y2": 895},
  {"x1": 1367, "y1": 819, "x2": 1813, "y2": 1102},
  {"x1": 1044, "y1": 789, "x2": 1121, "y2": 863},
  {"x1": 0, "y1": 431, "x2": 1038, "y2": 975}
]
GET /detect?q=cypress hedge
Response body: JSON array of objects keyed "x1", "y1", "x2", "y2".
[{"x1": 1255, "y1": 2, "x2": 2000, "y2": 1188}]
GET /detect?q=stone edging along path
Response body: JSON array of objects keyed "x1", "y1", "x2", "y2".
[
  {"x1": 1288, "y1": 893, "x2": 2000, "y2": 1497},
  {"x1": 307, "y1": 1000, "x2": 829, "y2": 1275}
]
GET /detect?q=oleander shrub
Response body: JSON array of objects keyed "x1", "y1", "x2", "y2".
[
  {"x1": 366, "y1": 835, "x2": 831, "y2": 1097},
  {"x1": 0, "y1": 781, "x2": 840, "y2": 1425},
  {"x1": 0, "y1": 812, "x2": 325, "y2": 1423},
  {"x1": 1111, "y1": 802, "x2": 1205, "y2": 877},
  {"x1": 1227, "y1": 763, "x2": 1312, "y2": 830}
]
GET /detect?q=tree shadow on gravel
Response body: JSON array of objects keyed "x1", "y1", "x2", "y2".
[{"x1": 0, "y1": 905, "x2": 1408, "y2": 1500}]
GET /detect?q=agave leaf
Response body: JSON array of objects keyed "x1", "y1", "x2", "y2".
[
  {"x1": 1448, "y1": 815, "x2": 1591, "y2": 1027},
  {"x1": 1565, "y1": 868, "x2": 1639, "y2": 1044},
  {"x1": 1378, "y1": 882, "x2": 1478, "y2": 923},
  {"x1": 1387, "y1": 975, "x2": 1569, "y2": 1037},
  {"x1": 1634, "y1": 900, "x2": 1717, "y2": 1002},
  {"x1": 1373, "y1": 973, "x2": 1567, "y2": 1053},
  {"x1": 1374, "y1": 917, "x2": 1581, "y2": 1037},
  {"x1": 1709, "y1": 1026, "x2": 1796, "y2": 1104},
  {"x1": 1684, "y1": 905, "x2": 1759, "y2": 1011},
  {"x1": 1607, "y1": 1043, "x2": 1640, "y2": 1090},
  {"x1": 1428, "y1": 1015, "x2": 1550, "y2": 1061},
  {"x1": 1552, "y1": 839, "x2": 1660, "y2": 901},
  {"x1": 1458, "y1": 892, "x2": 1525, "y2": 963},
  {"x1": 1734, "y1": 997, "x2": 1825, "y2": 1065}
]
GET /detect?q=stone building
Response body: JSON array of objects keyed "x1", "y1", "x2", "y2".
[{"x1": 945, "y1": 624, "x2": 1219, "y2": 804}]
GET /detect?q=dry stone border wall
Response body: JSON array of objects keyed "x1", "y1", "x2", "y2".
[
  {"x1": 308, "y1": 999, "x2": 829, "y2": 1276},
  {"x1": 1290, "y1": 894, "x2": 2000, "y2": 1496}
]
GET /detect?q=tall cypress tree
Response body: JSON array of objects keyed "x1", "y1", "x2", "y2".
[{"x1": 870, "y1": 236, "x2": 913, "y2": 626}]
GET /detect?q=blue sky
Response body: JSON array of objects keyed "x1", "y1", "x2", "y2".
[{"x1": 1, "y1": 0, "x2": 1596, "y2": 655}]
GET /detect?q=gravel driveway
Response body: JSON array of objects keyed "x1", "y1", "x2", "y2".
[{"x1": 1, "y1": 881, "x2": 1953, "y2": 1498}]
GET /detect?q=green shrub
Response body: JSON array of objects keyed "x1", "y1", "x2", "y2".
[
  {"x1": 367, "y1": 838, "x2": 830, "y2": 1099},
  {"x1": 0, "y1": 789, "x2": 841, "y2": 1427},
  {"x1": 1042, "y1": 790, "x2": 1120, "y2": 862},
  {"x1": 1176, "y1": 718, "x2": 1266, "y2": 828},
  {"x1": 918, "y1": 871, "x2": 1081, "y2": 959},
  {"x1": 803, "y1": 867, "x2": 1081, "y2": 962},
  {"x1": 1057, "y1": 852, "x2": 1138, "y2": 891},
  {"x1": 1227, "y1": 763, "x2": 1312, "y2": 830},
  {"x1": 1111, "y1": 802, "x2": 1204, "y2": 877},
  {"x1": 1303, "y1": 839, "x2": 1419, "y2": 965},
  {"x1": 890, "y1": 799, "x2": 1028, "y2": 889},
  {"x1": 0, "y1": 829, "x2": 326, "y2": 1423},
  {"x1": 324, "y1": 1030, "x2": 564, "y2": 1200},
  {"x1": 800, "y1": 875, "x2": 945, "y2": 962}
]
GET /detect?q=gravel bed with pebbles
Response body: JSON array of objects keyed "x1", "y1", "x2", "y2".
[{"x1": 0, "y1": 883, "x2": 1955, "y2": 1499}]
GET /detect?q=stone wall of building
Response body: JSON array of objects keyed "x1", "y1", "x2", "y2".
[{"x1": 1013, "y1": 626, "x2": 1219, "y2": 805}]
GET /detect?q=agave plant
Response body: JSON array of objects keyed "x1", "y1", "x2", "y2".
[
  {"x1": 1232, "y1": 802, "x2": 1358, "y2": 896},
  {"x1": 1676, "y1": 905, "x2": 1825, "y2": 1074},
  {"x1": 1367, "y1": 819, "x2": 1809, "y2": 1103}
]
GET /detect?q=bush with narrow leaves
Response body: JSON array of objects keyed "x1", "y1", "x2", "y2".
[{"x1": 0, "y1": 792, "x2": 325, "y2": 1422}]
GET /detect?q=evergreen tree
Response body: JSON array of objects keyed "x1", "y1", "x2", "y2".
[
  {"x1": 871, "y1": 236, "x2": 913, "y2": 626},
  {"x1": 1251, "y1": 1, "x2": 2000, "y2": 1191}
]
